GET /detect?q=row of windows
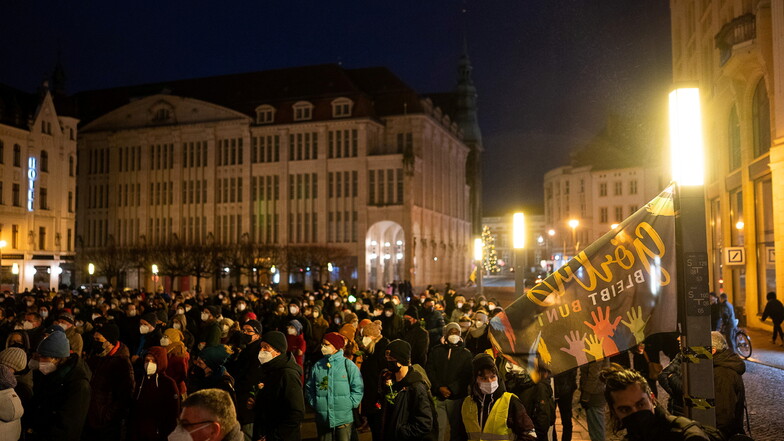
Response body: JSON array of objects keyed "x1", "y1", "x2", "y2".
[
  {"x1": 328, "y1": 211, "x2": 358, "y2": 243},
  {"x1": 88, "y1": 184, "x2": 110, "y2": 209},
  {"x1": 251, "y1": 176, "x2": 280, "y2": 201},
  {"x1": 117, "y1": 218, "x2": 141, "y2": 246},
  {"x1": 182, "y1": 180, "x2": 208, "y2": 205},
  {"x1": 288, "y1": 133, "x2": 318, "y2": 161},
  {"x1": 328, "y1": 171, "x2": 358, "y2": 198},
  {"x1": 117, "y1": 183, "x2": 142, "y2": 207},
  {"x1": 251, "y1": 136, "x2": 280, "y2": 163},
  {"x1": 599, "y1": 205, "x2": 639, "y2": 223},
  {"x1": 598, "y1": 180, "x2": 638, "y2": 197},
  {"x1": 87, "y1": 219, "x2": 110, "y2": 247},
  {"x1": 150, "y1": 144, "x2": 175, "y2": 170},
  {"x1": 149, "y1": 182, "x2": 174, "y2": 206},
  {"x1": 368, "y1": 169, "x2": 403, "y2": 206},
  {"x1": 216, "y1": 214, "x2": 242, "y2": 243},
  {"x1": 255, "y1": 98, "x2": 354, "y2": 124},
  {"x1": 288, "y1": 212, "x2": 318, "y2": 244},
  {"x1": 217, "y1": 178, "x2": 243, "y2": 204},
  {"x1": 217, "y1": 138, "x2": 243, "y2": 166},
  {"x1": 250, "y1": 213, "x2": 279, "y2": 244},
  {"x1": 181, "y1": 217, "x2": 208, "y2": 244},
  {"x1": 0, "y1": 183, "x2": 49, "y2": 209},
  {"x1": 183, "y1": 141, "x2": 209, "y2": 168},
  {"x1": 328, "y1": 129, "x2": 358, "y2": 158},
  {"x1": 0, "y1": 143, "x2": 53, "y2": 172},
  {"x1": 288, "y1": 173, "x2": 318, "y2": 200},
  {"x1": 87, "y1": 148, "x2": 111, "y2": 174},
  {"x1": 148, "y1": 217, "x2": 173, "y2": 244},
  {"x1": 118, "y1": 146, "x2": 143, "y2": 172}
]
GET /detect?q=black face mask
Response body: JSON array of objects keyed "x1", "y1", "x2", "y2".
[
  {"x1": 240, "y1": 333, "x2": 254, "y2": 345},
  {"x1": 622, "y1": 409, "x2": 657, "y2": 438},
  {"x1": 387, "y1": 360, "x2": 402, "y2": 373}
]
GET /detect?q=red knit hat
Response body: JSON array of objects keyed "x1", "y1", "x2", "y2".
[{"x1": 323, "y1": 332, "x2": 345, "y2": 351}]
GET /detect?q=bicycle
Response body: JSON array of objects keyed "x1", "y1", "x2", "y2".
[{"x1": 735, "y1": 327, "x2": 752, "y2": 359}]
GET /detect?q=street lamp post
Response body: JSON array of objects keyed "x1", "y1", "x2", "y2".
[
  {"x1": 87, "y1": 263, "x2": 95, "y2": 293},
  {"x1": 152, "y1": 264, "x2": 159, "y2": 293},
  {"x1": 568, "y1": 219, "x2": 580, "y2": 257},
  {"x1": 513, "y1": 213, "x2": 526, "y2": 296},
  {"x1": 473, "y1": 237, "x2": 483, "y2": 296},
  {"x1": 670, "y1": 86, "x2": 715, "y2": 426}
]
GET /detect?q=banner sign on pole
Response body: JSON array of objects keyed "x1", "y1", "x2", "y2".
[{"x1": 489, "y1": 185, "x2": 678, "y2": 376}]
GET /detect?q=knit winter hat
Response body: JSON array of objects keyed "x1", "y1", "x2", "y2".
[
  {"x1": 362, "y1": 320, "x2": 382, "y2": 338},
  {"x1": 163, "y1": 328, "x2": 184, "y2": 343},
  {"x1": 37, "y1": 330, "x2": 70, "y2": 358},
  {"x1": 244, "y1": 319, "x2": 263, "y2": 335},
  {"x1": 288, "y1": 319, "x2": 303, "y2": 335},
  {"x1": 262, "y1": 331, "x2": 288, "y2": 353},
  {"x1": 443, "y1": 322, "x2": 461, "y2": 337},
  {"x1": 199, "y1": 345, "x2": 230, "y2": 370},
  {"x1": 339, "y1": 324, "x2": 356, "y2": 342},
  {"x1": 97, "y1": 323, "x2": 121, "y2": 345},
  {"x1": 472, "y1": 353, "x2": 498, "y2": 377},
  {"x1": 57, "y1": 312, "x2": 75, "y2": 324},
  {"x1": 323, "y1": 332, "x2": 345, "y2": 351},
  {"x1": 205, "y1": 305, "x2": 221, "y2": 319},
  {"x1": 386, "y1": 339, "x2": 411, "y2": 365},
  {"x1": 0, "y1": 347, "x2": 27, "y2": 372},
  {"x1": 358, "y1": 318, "x2": 371, "y2": 330},
  {"x1": 404, "y1": 306, "x2": 419, "y2": 320},
  {"x1": 342, "y1": 312, "x2": 358, "y2": 325}
]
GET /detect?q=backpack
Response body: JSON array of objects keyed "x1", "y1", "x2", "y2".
[{"x1": 668, "y1": 414, "x2": 727, "y2": 441}]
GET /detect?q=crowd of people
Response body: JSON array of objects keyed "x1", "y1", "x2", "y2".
[{"x1": 0, "y1": 282, "x2": 755, "y2": 441}]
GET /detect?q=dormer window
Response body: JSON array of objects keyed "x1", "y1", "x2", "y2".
[
  {"x1": 331, "y1": 97, "x2": 353, "y2": 118},
  {"x1": 256, "y1": 105, "x2": 276, "y2": 124},
  {"x1": 293, "y1": 101, "x2": 313, "y2": 121},
  {"x1": 149, "y1": 100, "x2": 175, "y2": 123}
]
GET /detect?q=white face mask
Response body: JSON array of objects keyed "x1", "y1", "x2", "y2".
[
  {"x1": 140, "y1": 325, "x2": 152, "y2": 335},
  {"x1": 384, "y1": 310, "x2": 393, "y2": 317},
  {"x1": 127, "y1": 310, "x2": 137, "y2": 317},
  {"x1": 456, "y1": 302, "x2": 464, "y2": 309},
  {"x1": 201, "y1": 312, "x2": 210, "y2": 322},
  {"x1": 289, "y1": 306, "x2": 299, "y2": 315},
  {"x1": 362, "y1": 336, "x2": 373, "y2": 347},
  {"x1": 313, "y1": 312, "x2": 320, "y2": 318},
  {"x1": 447, "y1": 334, "x2": 461, "y2": 345},
  {"x1": 479, "y1": 379, "x2": 499, "y2": 395},
  {"x1": 145, "y1": 361, "x2": 157, "y2": 375},
  {"x1": 168, "y1": 422, "x2": 211, "y2": 441},
  {"x1": 40, "y1": 310, "x2": 49, "y2": 318},
  {"x1": 258, "y1": 350, "x2": 273, "y2": 364},
  {"x1": 177, "y1": 308, "x2": 185, "y2": 315},
  {"x1": 287, "y1": 327, "x2": 297, "y2": 335},
  {"x1": 237, "y1": 304, "x2": 247, "y2": 311},
  {"x1": 30, "y1": 359, "x2": 57, "y2": 375},
  {"x1": 321, "y1": 344, "x2": 334, "y2": 356},
  {"x1": 173, "y1": 322, "x2": 182, "y2": 330},
  {"x1": 160, "y1": 337, "x2": 172, "y2": 346},
  {"x1": 22, "y1": 321, "x2": 34, "y2": 330}
]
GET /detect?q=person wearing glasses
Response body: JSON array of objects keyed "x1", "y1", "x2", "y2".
[{"x1": 169, "y1": 388, "x2": 244, "y2": 441}]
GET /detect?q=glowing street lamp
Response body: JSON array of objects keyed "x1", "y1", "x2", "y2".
[
  {"x1": 473, "y1": 237, "x2": 483, "y2": 295},
  {"x1": 513, "y1": 213, "x2": 526, "y2": 295},
  {"x1": 88, "y1": 263, "x2": 95, "y2": 292},
  {"x1": 152, "y1": 264, "x2": 159, "y2": 293},
  {"x1": 0, "y1": 239, "x2": 6, "y2": 269},
  {"x1": 568, "y1": 219, "x2": 579, "y2": 255},
  {"x1": 669, "y1": 86, "x2": 714, "y2": 426}
]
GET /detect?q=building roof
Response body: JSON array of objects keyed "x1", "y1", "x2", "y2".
[
  {"x1": 0, "y1": 82, "x2": 40, "y2": 130},
  {"x1": 70, "y1": 64, "x2": 440, "y2": 127}
]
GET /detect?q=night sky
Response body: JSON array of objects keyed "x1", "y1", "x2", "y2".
[{"x1": 1, "y1": 1, "x2": 672, "y2": 215}]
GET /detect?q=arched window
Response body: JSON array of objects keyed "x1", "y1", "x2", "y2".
[
  {"x1": 255, "y1": 105, "x2": 276, "y2": 124},
  {"x1": 41, "y1": 150, "x2": 49, "y2": 172},
  {"x1": 331, "y1": 97, "x2": 353, "y2": 118},
  {"x1": 752, "y1": 79, "x2": 771, "y2": 158},
  {"x1": 293, "y1": 101, "x2": 313, "y2": 121},
  {"x1": 728, "y1": 105, "x2": 741, "y2": 171}
]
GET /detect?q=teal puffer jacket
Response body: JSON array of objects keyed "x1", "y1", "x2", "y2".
[{"x1": 306, "y1": 349, "x2": 364, "y2": 428}]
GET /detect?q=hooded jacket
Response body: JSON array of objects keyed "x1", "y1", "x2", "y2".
[
  {"x1": 713, "y1": 349, "x2": 746, "y2": 438},
  {"x1": 464, "y1": 364, "x2": 536, "y2": 441},
  {"x1": 129, "y1": 346, "x2": 180, "y2": 441},
  {"x1": 253, "y1": 352, "x2": 305, "y2": 441},
  {"x1": 380, "y1": 367, "x2": 437, "y2": 441},
  {"x1": 426, "y1": 338, "x2": 473, "y2": 400},
  {"x1": 306, "y1": 349, "x2": 364, "y2": 429},
  {"x1": 0, "y1": 387, "x2": 23, "y2": 441},
  {"x1": 505, "y1": 369, "x2": 555, "y2": 435},
  {"x1": 29, "y1": 353, "x2": 92, "y2": 441},
  {"x1": 86, "y1": 341, "x2": 135, "y2": 430}
]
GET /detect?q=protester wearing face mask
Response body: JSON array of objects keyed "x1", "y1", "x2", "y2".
[
  {"x1": 285, "y1": 319, "x2": 307, "y2": 372},
  {"x1": 602, "y1": 365, "x2": 713, "y2": 441},
  {"x1": 84, "y1": 324, "x2": 135, "y2": 440},
  {"x1": 449, "y1": 296, "x2": 467, "y2": 323},
  {"x1": 379, "y1": 301, "x2": 404, "y2": 340},
  {"x1": 0, "y1": 347, "x2": 26, "y2": 441},
  {"x1": 286, "y1": 298, "x2": 313, "y2": 344},
  {"x1": 421, "y1": 299, "x2": 446, "y2": 350},
  {"x1": 380, "y1": 339, "x2": 436, "y2": 440},
  {"x1": 251, "y1": 331, "x2": 304, "y2": 441},
  {"x1": 170, "y1": 314, "x2": 196, "y2": 352},
  {"x1": 356, "y1": 320, "x2": 387, "y2": 438},
  {"x1": 464, "y1": 312, "x2": 492, "y2": 356},
  {"x1": 132, "y1": 312, "x2": 163, "y2": 364},
  {"x1": 54, "y1": 312, "x2": 84, "y2": 357},
  {"x1": 198, "y1": 306, "x2": 222, "y2": 351},
  {"x1": 423, "y1": 322, "x2": 473, "y2": 441},
  {"x1": 306, "y1": 332, "x2": 363, "y2": 441},
  {"x1": 226, "y1": 320, "x2": 264, "y2": 440},
  {"x1": 28, "y1": 330, "x2": 91, "y2": 441},
  {"x1": 461, "y1": 353, "x2": 536, "y2": 441},
  {"x1": 401, "y1": 307, "x2": 429, "y2": 366},
  {"x1": 169, "y1": 388, "x2": 244, "y2": 441},
  {"x1": 188, "y1": 345, "x2": 236, "y2": 406},
  {"x1": 129, "y1": 346, "x2": 180, "y2": 441},
  {"x1": 160, "y1": 328, "x2": 190, "y2": 397},
  {"x1": 20, "y1": 312, "x2": 45, "y2": 350}
]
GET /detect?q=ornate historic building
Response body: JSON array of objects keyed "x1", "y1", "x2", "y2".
[
  {"x1": 671, "y1": 0, "x2": 784, "y2": 327},
  {"x1": 73, "y1": 62, "x2": 480, "y2": 291},
  {"x1": 0, "y1": 82, "x2": 78, "y2": 291}
]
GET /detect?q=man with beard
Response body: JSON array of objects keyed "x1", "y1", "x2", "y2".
[
  {"x1": 602, "y1": 365, "x2": 712, "y2": 441},
  {"x1": 402, "y1": 307, "x2": 429, "y2": 367}
]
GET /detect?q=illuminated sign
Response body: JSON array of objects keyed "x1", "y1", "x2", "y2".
[{"x1": 27, "y1": 156, "x2": 37, "y2": 212}]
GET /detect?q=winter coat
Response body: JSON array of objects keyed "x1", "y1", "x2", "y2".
[
  {"x1": 713, "y1": 349, "x2": 746, "y2": 438},
  {"x1": 253, "y1": 352, "x2": 305, "y2": 441},
  {"x1": 29, "y1": 354, "x2": 92, "y2": 441},
  {"x1": 64, "y1": 325, "x2": 84, "y2": 357},
  {"x1": 129, "y1": 346, "x2": 180, "y2": 441},
  {"x1": 762, "y1": 298, "x2": 784, "y2": 324},
  {"x1": 286, "y1": 332, "x2": 307, "y2": 369},
  {"x1": 380, "y1": 367, "x2": 436, "y2": 441},
  {"x1": 85, "y1": 342, "x2": 135, "y2": 430},
  {"x1": 465, "y1": 374, "x2": 536, "y2": 441},
  {"x1": 658, "y1": 353, "x2": 685, "y2": 416},
  {"x1": 306, "y1": 349, "x2": 364, "y2": 429},
  {"x1": 234, "y1": 354, "x2": 264, "y2": 425},
  {"x1": 402, "y1": 324, "x2": 430, "y2": 367},
  {"x1": 622, "y1": 406, "x2": 712, "y2": 441},
  {"x1": 579, "y1": 359, "x2": 609, "y2": 408},
  {"x1": 360, "y1": 337, "x2": 389, "y2": 415},
  {"x1": 426, "y1": 340, "x2": 473, "y2": 400},
  {"x1": 0, "y1": 387, "x2": 23, "y2": 441},
  {"x1": 380, "y1": 313, "x2": 405, "y2": 340},
  {"x1": 464, "y1": 327, "x2": 492, "y2": 356},
  {"x1": 165, "y1": 351, "x2": 189, "y2": 396},
  {"x1": 506, "y1": 370, "x2": 555, "y2": 434}
]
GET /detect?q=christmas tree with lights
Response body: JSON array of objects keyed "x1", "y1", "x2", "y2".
[{"x1": 482, "y1": 225, "x2": 500, "y2": 274}]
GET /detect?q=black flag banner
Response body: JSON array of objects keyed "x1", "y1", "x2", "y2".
[{"x1": 489, "y1": 184, "x2": 678, "y2": 376}]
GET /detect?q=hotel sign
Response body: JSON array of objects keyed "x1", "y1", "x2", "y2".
[{"x1": 27, "y1": 156, "x2": 37, "y2": 211}]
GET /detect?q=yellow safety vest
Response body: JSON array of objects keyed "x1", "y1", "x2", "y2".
[{"x1": 461, "y1": 392, "x2": 515, "y2": 441}]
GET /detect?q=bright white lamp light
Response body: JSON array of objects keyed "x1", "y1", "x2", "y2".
[
  {"x1": 473, "y1": 237, "x2": 483, "y2": 262},
  {"x1": 669, "y1": 87, "x2": 705, "y2": 186},
  {"x1": 88, "y1": 263, "x2": 95, "y2": 275},
  {"x1": 513, "y1": 212, "x2": 525, "y2": 249}
]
